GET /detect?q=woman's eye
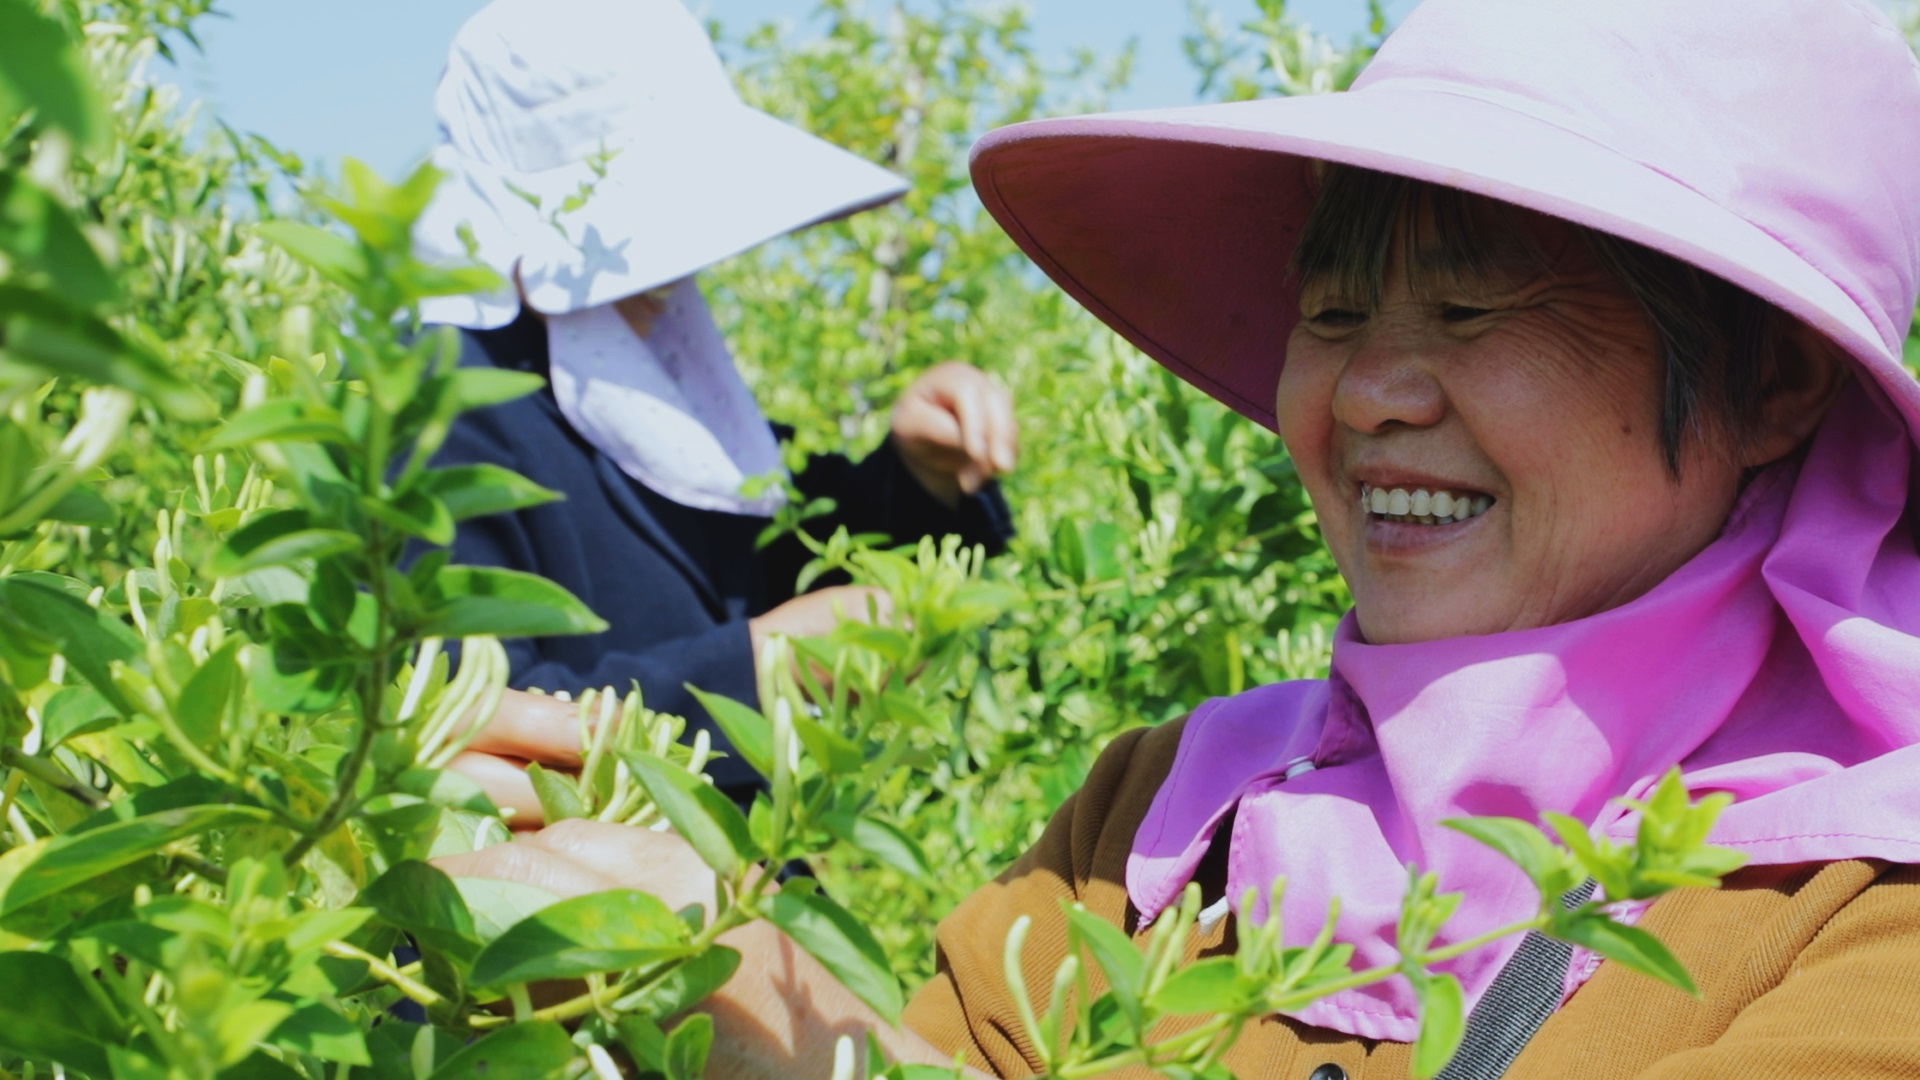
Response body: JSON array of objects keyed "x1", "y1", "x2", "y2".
[
  {"x1": 1441, "y1": 304, "x2": 1494, "y2": 322},
  {"x1": 1307, "y1": 308, "x2": 1368, "y2": 329}
]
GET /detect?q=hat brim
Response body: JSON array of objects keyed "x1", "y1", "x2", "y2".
[
  {"x1": 971, "y1": 90, "x2": 1918, "y2": 434},
  {"x1": 417, "y1": 103, "x2": 908, "y2": 328}
]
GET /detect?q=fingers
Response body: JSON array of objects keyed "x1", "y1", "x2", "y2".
[
  {"x1": 447, "y1": 751, "x2": 545, "y2": 829},
  {"x1": 825, "y1": 584, "x2": 892, "y2": 626},
  {"x1": 462, "y1": 688, "x2": 583, "y2": 768},
  {"x1": 896, "y1": 363, "x2": 1018, "y2": 496},
  {"x1": 433, "y1": 837, "x2": 622, "y2": 900},
  {"x1": 940, "y1": 368, "x2": 994, "y2": 486},
  {"x1": 524, "y1": 819, "x2": 718, "y2": 913}
]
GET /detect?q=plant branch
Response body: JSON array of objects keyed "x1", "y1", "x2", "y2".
[
  {"x1": 324, "y1": 941, "x2": 445, "y2": 1007},
  {"x1": 1, "y1": 745, "x2": 108, "y2": 809}
]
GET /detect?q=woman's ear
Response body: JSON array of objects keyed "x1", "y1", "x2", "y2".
[{"x1": 1740, "y1": 317, "x2": 1851, "y2": 467}]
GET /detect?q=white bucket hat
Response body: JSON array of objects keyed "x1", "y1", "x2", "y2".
[{"x1": 414, "y1": 0, "x2": 910, "y2": 329}]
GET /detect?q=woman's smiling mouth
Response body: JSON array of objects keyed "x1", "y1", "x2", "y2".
[{"x1": 1359, "y1": 483, "x2": 1494, "y2": 525}]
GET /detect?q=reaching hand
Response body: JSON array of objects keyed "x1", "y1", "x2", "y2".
[
  {"x1": 446, "y1": 688, "x2": 581, "y2": 829},
  {"x1": 890, "y1": 361, "x2": 1018, "y2": 507},
  {"x1": 433, "y1": 821, "x2": 987, "y2": 1079},
  {"x1": 747, "y1": 583, "x2": 892, "y2": 662}
]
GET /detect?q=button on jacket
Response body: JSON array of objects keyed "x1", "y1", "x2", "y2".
[{"x1": 434, "y1": 311, "x2": 1013, "y2": 796}]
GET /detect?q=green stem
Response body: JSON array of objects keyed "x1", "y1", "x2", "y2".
[
  {"x1": 0, "y1": 745, "x2": 107, "y2": 808},
  {"x1": 326, "y1": 941, "x2": 445, "y2": 1007},
  {"x1": 284, "y1": 523, "x2": 391, "y2": 869},
  {"x1": 1418, "y1": 917, "x2": 1545, "y2": 966},
  {"x1": 145, "y1": 703, "x2": 240, "y2": 786},
  {"x1": 107, "y1": 960, "x2": 193, "y2": 1075},
  {"x1": 163, "y1": 844, "x2": 229, "y2": 884}
]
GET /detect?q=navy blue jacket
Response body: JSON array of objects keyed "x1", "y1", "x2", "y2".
[{"x1": 435, "y1": 311, "x2": 1013, "y2": 792}]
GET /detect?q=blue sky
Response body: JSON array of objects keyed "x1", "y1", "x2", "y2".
[{"x1": 160, "y1": 0, "x2": 1412, "y2": 178}]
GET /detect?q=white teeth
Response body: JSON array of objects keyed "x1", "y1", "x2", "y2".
[{"x1": 1360, "y1": 484, "x2": 1493, "y2": 525}]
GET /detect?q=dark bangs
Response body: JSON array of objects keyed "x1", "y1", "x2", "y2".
[{"x1": 1287, "y1": 164, "x2": 1791, "y2": 473}]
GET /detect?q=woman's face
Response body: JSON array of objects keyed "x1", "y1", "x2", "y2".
[{"x1": 1277, "y1": 211, "x2": 1748, "y2": 645}]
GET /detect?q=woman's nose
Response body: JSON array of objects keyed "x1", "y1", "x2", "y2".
[{"x1": 1329, "y1": 335, "x2": 1447, "y2": 435}]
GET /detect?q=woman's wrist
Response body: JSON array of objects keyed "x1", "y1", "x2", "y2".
[{"x1": 704, "y1": 919, "x2": 979, "y2": 1077}]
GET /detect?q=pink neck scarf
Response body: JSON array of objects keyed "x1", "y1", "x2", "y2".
[{"x1": 1126, "y1": 380, "x2": 1920, "y2": 1042}]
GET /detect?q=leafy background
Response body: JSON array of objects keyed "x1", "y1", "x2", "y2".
[{"x1": 0, "y1": 0, "x2": 1915, "y2": 1076}]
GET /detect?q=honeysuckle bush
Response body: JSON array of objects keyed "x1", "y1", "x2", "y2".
[{"x1": 0, "y1": 0, "x2": 1857, "y2": 1077}]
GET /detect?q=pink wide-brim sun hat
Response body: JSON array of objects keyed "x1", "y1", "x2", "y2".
[{"x1": 970, "y1": 0, "x2": 1920, "y2": 437}]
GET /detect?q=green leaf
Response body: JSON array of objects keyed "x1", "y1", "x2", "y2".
[
  {"x1": 0, "y1": 804, "x2": 273, "y2": 918},
  {"x1": 39, "y1": 683, "x2": 115, "y2": 745},
  {"x1": 268, "y1": 1001, "x2": 370, "y2": 1065},
  {"x1": 622, "y1": 750, "x2": 759, "y2": 878},
  {"x1": 417, "y1": 464, "x2": 560, "y2": 522},
  {"x1": 664, "y1": 1013, "x2": 714, "y2": 1080},
  {"x1": 447, "y1": 367, "x2": 547, "y2": 411},
  {"x1": 361, "y1": 488, "x2": 455, "y2": 546},
  {"x1": 201, "y1": 399, "x2": 350, "y2": 451},
  {"x1": 418, "y1": 565, "x2": 608, "y2": 638},
  {"x1": 1080, "y1": 521, "x2": 1125, "y2": 581},
  {"x1": 1410, "y1": 973, "x2": 1465, "y2": 1079},
  {"x1": 0, "y1": 950, "x2": 123, "y2": 1075},
  {"x1": 1550, "y1": 909, "x2": 1698, "y2": 996},
  {"x1": 177, "y1": 638, "x2": 244, "y2": 748},
  {"x1": 612, "y1": 944, "x2": 741, "y2": 1019},
  {"x1": 393, "y1": 766, "x2": 498, "y2": 815},
  {"x1": 212, "y1": 509, "x2": 361, "y2": 577},
  {"x1": 255, "y1": 221, "x2": 367, "y2": 289},
  {"x1": 762, "y1": 887, "x2": 903, "y2": 1023},
  {"x1": 790, "y1": 709, "x2": 863, "y2": 773},
  {"x1": 1064, "y1": 903, "x2": 1145, "y2": 1025},
  {"x1": 615, "y1": 1015, "x2": 669, "y2": 1073},
  {"x1": 1442, "y1": 816, "x2": 1581, "y2": 898},
  {"x1": 820, "y1": 811, "x2": 931, "y2": 879},
  {"x1": 424, "y1": 1020, "x2": 575, "y2": 1080},
  {"x1": 1147, "y1": 956, "x2": 1250, "y2": 1015},
  {"x1": 526, "y1": 762, "x2": 586, "y2": 824},
  {"x1": 686, "y1": 686, "x2": 773, "y2": 778},
  {"x1": 468, "y1": 889, "x2": 692, "y2": 987},
  {"x1": 453, "y1": 876, "x2": 560, "y2": 945},
  {"x1": 0, "y1": 0, "x2": 106, "y2": 145},
  {"x1": 361, "y1": 861, "x2": 482, "y2": 965},
  {"x1": 0, "y1": 287, "x2": 209, "y2": 417},
  {"x1": 221, "y1": 1050, "x2": 306, "y2": 1080},
  {"x1": 72, "y1": 775, "x2": 256, "y2": 832},
  {"x1": 1050, "y1": 518, "x2": 1087, "y2": 584},
  {"x1": 42, "y1": 483, "x2": 115, "y2": 526},
  {"x1": 0, "y1": 575, "x2": 139, "y2": 710}
]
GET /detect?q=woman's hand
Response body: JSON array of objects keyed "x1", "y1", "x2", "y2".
[
  {"x1": 447, "y1": 688, "x2": 583, "y2": 829},
  {"x1": 747, "y1": 583, "x2": 892, "y2": 661},
  {"x1": 891, "y1": 361, "x2": 1018, "y2": 508},
  {"x1": 434, "y1": 821, "x2": 982, "y2": 1079}
]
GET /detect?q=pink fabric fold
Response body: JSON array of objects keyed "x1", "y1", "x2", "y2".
[{"x1": 1126, "y1": 380, "x2": 1920, "y2": 1042}]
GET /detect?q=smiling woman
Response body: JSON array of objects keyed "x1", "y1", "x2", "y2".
[{"x1": 1281, "y1": 166, "x2": 1846, "y2": 644}]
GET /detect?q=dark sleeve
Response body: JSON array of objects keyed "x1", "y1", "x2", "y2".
[
  {"x1": 494, "y1": 622, "x2": 756, "y2": 720},
  {"x1": 431, "y1": 393, "x2": 762, "y2": 787},
  {"x1": 760, "y1": 434, "x2": 1015, "y2": 604}
]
